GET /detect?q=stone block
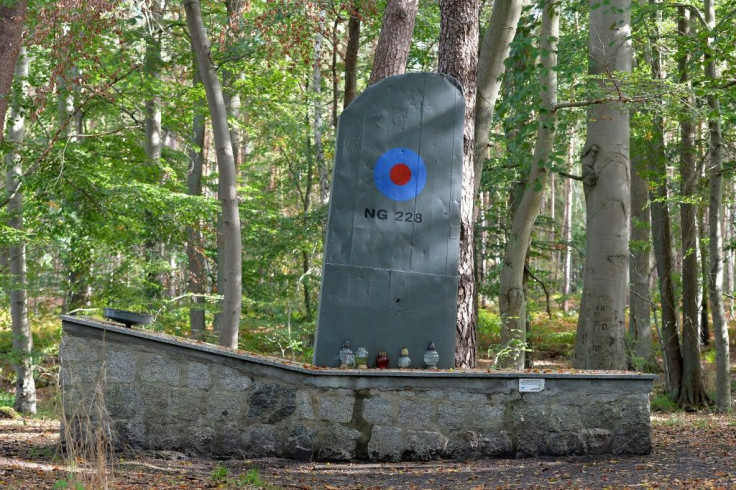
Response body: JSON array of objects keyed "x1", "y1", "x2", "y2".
[
  {"x1": 319, "y1": 394, "x2": 355, "y2": 423},
  {"x1": 242, "y1": 425, "x2": 279, "y2": 457},
  {"x1": 187, "y1": 425, "x2": 214, "y2": 454},
  {"x1": 446, "y1": 431, "x2": 479, "y2": 459},
  {"x1": 547, "y1": 432, "x2": 585, "y2": 456},
  {"x1": 613, "y1": 424, "x2": 651, "y2": 454},
  {"x1": 170, "y1": 387, "x2": 205, "y2": 422},
  {"x1": 147, "y1": 423, "x2": 181, "y2": 451},
  {"x1": 582, "y1": 428, "x2": 612, "y2": 454},
  {"x1": 139, "y1": 384, "x2": 171, "y2": 424},
  {"x1": 105, "y1": 350, "x2": 138, "y2": 383},
  {"x1": 548, "y1": 405, "x2": 583, "y2": 432},
  {"x1": 147, "y1": 355, "x2": 181, "y2": 386},
  {"x1": 212, "y1": 424, "x2": 245, "y2": 458},
  {"x1": 60, "y1": 335, "x2": 99, "y2": 362},
  {"x1": 217, "y1": 366, "x2": 252, "y2": 391},
  {"x1": 247, "y1": 382, "x2": 296, "y2": 424},
  {"x1": 207, "y1": 390, "x2": 242, "y2": 420},
  {"x1": 61, "y1": 363, "x2": 102, "y2": 388},
  {"x1": 113, "y1": 419, "x2": 146, "y2": 448},
  {"x1": 477, "y1": 431, "x2": 512, "y2": 457},
  {"x1": 187, "y1": 362, "x2": 212, "y2": 390},
  {"x1": 285, "y1": 425, "x2": 317, "y2": 461},
  {"x1": 317, "y1": 424, "x2": 362, "y2": 460},
  {"x1": 514, "y1": 431, "x2": 548, "y2": 457},
  {"x1": 367, "y1": 425, "x2": 403, "y2": 462},
  {"x1": 405, "y1": 430, "x2": 447, "y2": 461},
  {"x1": 105, "y1": 383, "x2": 140, "y2": 419},
  {"x1": 436, "y1": 403, "x2": 468, "y2": 432},
  {"x1": 296, "y1": 391, "x2": 317, "y2": 421},
  {"x1": 362, "y1": 397, "x2": 393, "y2": 425},
  {"x1": 397, "y1": 399, "x2": 432, "y2": 429},
  {"x1": 582, "y1": 403, "x2": 621, "y2": 429},
  {"x1": 469, "y1": 404, "x2": 505, "y2": 430}
]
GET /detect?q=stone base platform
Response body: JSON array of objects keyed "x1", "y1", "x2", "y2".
[{"x1": 60, "y1": 316, "x2": 655, "y2": 461}]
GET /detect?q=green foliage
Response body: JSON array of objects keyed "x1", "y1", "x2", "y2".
[
  {"x1": 651, "y1": 394, "x2": 680, "y2": 414},
  {"x1": 211, "y1": 463, "x2": 229, "y2": 482}
]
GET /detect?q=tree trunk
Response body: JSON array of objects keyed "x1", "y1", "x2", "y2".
[
  {"x1": 561, "y1": 128, "x2": 575, "y2": 313},
  {"x1": 438, "y1": 0, "x2": 481, "y2": 368},
  {"x1": 343, "y1": 1, "x2": 361, "y2": 108},
  {"x1": 629, "y1": 121, "x2": 652, "y2": 366},
  {"x1": 186, "y1": 61, "x2": 207, "y2": 338},
  {"x1": 573, "y1": 0, "x2": 631, "y2": 370},
  {"x1": 646, "y1": 0, "x2": 682, "y2": 399},
  {"x1": 369, "y1": 0, "x2": 418, "y2": 84},
  {"x1": 6, "y1": 47, "x2": 35, "y2": 414},
  {"x1": 184, "y1": 0, "x2": 242, "y2": 349},
  {"x1": 473, "y1": 0, "x2": 524, "y2": 199},
  {"x1": 313, "y1": 10, "x2": 328, "y2": 205},
  {"x1": 677, "y1": 7, "x2": 708, "y2": 408},
  {"x1": 498, "y1": 0, "x2": 558, "y2": 369},
  {"x1": 0, "y1": 0, "x2": 28, "y2": 144},
  {"x1": 704, "y1": 0, "x2": 730, "y2": 413}
]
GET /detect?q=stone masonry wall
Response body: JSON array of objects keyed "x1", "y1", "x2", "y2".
[{"x1": 60, "y1": 316, "x2": 655, "y2": 461}]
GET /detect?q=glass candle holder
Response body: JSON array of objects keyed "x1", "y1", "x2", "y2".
[
  {"x1": 375, "y1": 351, "x2": 389, "y2": 369},
  {"x1": 339, "y1": 339, "x2": 355, "y2": 369},
  {"x1": 397, "y1": 347, "x2": 411, "y2": 368},
  {"x1": 355, "y1": 347, "x2": 368, "y2": 369},
  {"x1": 423, "y1": 341, "x2": 439, "y2": 369}
]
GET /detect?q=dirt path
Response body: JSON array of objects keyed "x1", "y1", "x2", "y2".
[{"x1": 1, "y1": 413, "x2": 734, "y2": 489}]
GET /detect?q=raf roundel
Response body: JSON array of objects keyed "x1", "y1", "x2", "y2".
[{"x1": 373, "y1": 147, "x2": 427, "y2": 202}]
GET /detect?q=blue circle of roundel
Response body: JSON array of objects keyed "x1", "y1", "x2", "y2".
[{"x1": 373, "y1": 147, "x2": 427, "y2": 202}]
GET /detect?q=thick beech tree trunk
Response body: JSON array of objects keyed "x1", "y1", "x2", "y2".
[
  {"x1": 438, "y1": 0, "x2": 481, "y2": 368},
  {"x1": 573, "y1": 0, "x2": 631, "y2": 370},
  {"x1": 0, "y1": 0, "x2": 28, "y2": 143},
  {"x1": 473, "y1": 0, "x2": 524, "y2": 199},
  {"x1": 498, "y1": 0, "x2": 558, "y2": 369},
  {"x1": 6, "y1": 47, "x2": 35, "y2": 414},
  {"x1": 187, "y1": 63, "x2": 206, "y2": 337},
  {"x1": 369, "y1": 0, "x2": 418, "y2": 84},
  {"x1": 184, "y1": 0, "x2": 242, "y2": 349},
  {"x1": 677, "y1": 7, "x2": 708, "y2": 408},
  {"x1": 704, "y1": 0, "x2": 730, "y2": 412}
]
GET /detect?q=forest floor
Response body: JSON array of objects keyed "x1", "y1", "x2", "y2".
[{"x1": 1, "y1": 403, "x2": 735, "y2": 489}]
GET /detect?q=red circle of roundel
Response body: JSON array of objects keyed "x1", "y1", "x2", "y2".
[
  {"x1": 374, "y1": 148, "x2": 427, "y2": 201},
  {"x1": 390, "y1": 163, "x2": 412, "y2": 186}
]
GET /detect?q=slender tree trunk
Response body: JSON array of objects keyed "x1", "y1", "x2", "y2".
[
  {"x1": 369, "y1": 0, "x2": 418, "y2": 84},
  {"x1": 6, "y1": 47, "x2": 35, "y2": 414},
  {"x1": 473, "y1": 0, "x2": 524, "y2": 199},
  {"x1": 184, "y1": 0, "x2": 242, "y2": 349},
  {"x1": 343, "y1": 1, "x2": 361, "y2": 108},
  {"x1": 704, "y1": 0, "x2": 730, "y2": 412},
  {"x1": 573, "y1": 0, "x2": 631, "y2": 370},
  {"x1": 561, "y1": 129, "x2": 575, "y2": 313},
  {"x1": 438, "y1": 0, "x2": 481, "y2": 368},
  {"x1": 677, "y1": 7, "x2": 708, "y2": 408},
  {"x1": 0, "y1": 0, "x2": 28, "y2": 143},
  {"x1": 313, "y1": 10, "x2": 328, "y2": 205},
  {"x1": 629, "y1": 118, "x2": 652, "y2": 366},
  {"x1": 186, "y1": 62, "x2": 206, "y2": 337},
  {"x1": 498, "y1": 0, "x2": 558, "y2": 369},
  {"x1": 647, "y1": 0, "x2": 682, "y2": 399},
  {"x1": 224, "y1": 0, "x2": 245, "y2": 168},
  {"x1": 699, "y1": 208, "x2": 709, "y2": 346}
]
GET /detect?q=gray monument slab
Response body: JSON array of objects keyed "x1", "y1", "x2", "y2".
[{"x1": 314, "y1": 72, "x2": 464, "y2": 368}]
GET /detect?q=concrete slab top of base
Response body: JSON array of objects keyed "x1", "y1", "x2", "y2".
[{"x1": 61, "y1": 315, "x2": 656, "y2": 383}]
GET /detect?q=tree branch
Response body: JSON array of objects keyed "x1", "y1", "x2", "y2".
[{"x1": 557, "y1": 171, "x2": 584, "y2": 181}]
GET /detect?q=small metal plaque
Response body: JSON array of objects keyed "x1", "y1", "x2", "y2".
[{"x1": 519, "y1": 378, "x2": 545, "y2": 393}]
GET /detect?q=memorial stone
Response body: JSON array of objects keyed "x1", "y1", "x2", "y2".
[{"x1": 313, "y1": 72, "x2": 464, "y2": 368}]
